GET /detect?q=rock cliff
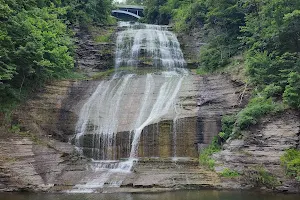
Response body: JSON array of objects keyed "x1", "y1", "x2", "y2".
[
  {"x1": 213, "y1": 111, "x2": 300, "y2": 192},
  {"x1": 0, "y1": 24, "x2": 299, "y2": 193}
]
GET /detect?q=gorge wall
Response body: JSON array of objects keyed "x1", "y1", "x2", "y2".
[{"x1": 0, "y1": 24, "x2": 299, "y2": 193}]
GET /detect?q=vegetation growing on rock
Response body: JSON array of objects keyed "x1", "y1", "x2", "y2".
[
  {"x1": 142, "y1": 0, "x2": 300, "y2": 136},
  {"x1": 281, "y1": 149, "x2": 300, "y2": 182},
  {"x1": 0, "y1": 0, "x2": 114, "y2": 120},
  {"x1": 245, "y1": 166, "x2": 280, "y2": 189},
  {"x1": 199, "y1": 137, "x2": 220, "y2": 170},
  {"x1": 219, "y1": 168, "x2": 240, "y2": 178}
]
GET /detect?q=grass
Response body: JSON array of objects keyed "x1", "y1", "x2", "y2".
[
  {"x1": 246, "y1": 166, "x2": 280, "y2": 189},
  {"x1": 254, "y1": 166, "x2": 280, "y2": 188},
  {"x1": 219, "y1": 168, "x2": 240, "y2": 178},
  {"x1": 91, "y1": 68, "x2": 117, "y2": 79},
  {"x1": 196, "y1": 67, "x2": 210, "y2": 76},
  {"x1": 62, "y1": 71, "x2": 87, "y2": 80},
  {"x1": 10, "y1": 124, "x2": 44, "y2": 145},
  {"x1": 94, "y1": 29, "x2": 114, "y2": 43},
  {"x1": 91, "y1": 66, "x2": 169, "y2": 80},
  {"x1": 232, "y1": 96, "x2": 284, "y2": 138},
  {"x1": 216, "y1": 54, "x2": 247, "y2": 82},
  {"x1": 199, "y1": 137, "x2": 221, "y2": 170},
  {"x1": 91, "y1": 67, "x2": 137, "y2": 79}
]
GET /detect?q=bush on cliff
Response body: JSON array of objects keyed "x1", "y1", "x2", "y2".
[
  {"x1": 234, "y1": 96, "x2": 283, "y2": 134},
  {"x1": 199, "y1": 137, "x2": 220, "y2": 170},
  {"x1": 281, "y1": 149, "x2": 300, "y2": 182},
  {"x1": 0, "y1": 0, "x2": 113, "y2": 120}
]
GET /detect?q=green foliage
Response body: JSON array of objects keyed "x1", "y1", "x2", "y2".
[
  {"x1": 234, "y1": 96, "x2": 283, "y2": 133},
  {"x1": 219, "y1": 115, "x2": 236, "y2": 142},
  {"x1": 248, "y1": 166, "x2": 280, "y2": 189},
  {"x1": 94, "y1": 29, "x2": 114, "y2": 43},
  {"x1": 0, "y1": 0, "x2": 113, "y2": 118},
  {"x1": 196, "y1": 67, "x2": 209, "y2": 76},
  {"x1": 61, "y1": 0, "x2": 113, "y2": 25},
  {"x1": 241, "y1": 0, "x2": 300, "y2": 109},
  {"x1": 200, "y1": 44, "x2": 231, "y2": 72},
  {"x1": 125, "y1": 0, "x2": 144, "y2": 5},
  {"x1": 172, "y1": 1, "x2": 206, "y2": 32},
  {"x1": 283, "y1": 72, "x2": 300, "y2": 109},
  {"x1": 219, "y1": 168, "x2": 240, "y2": 178},
  {"x1": 199, "y1": 137, "x2": 221, "y2": 170},
  {"x1": 263, "y1": 84, "x2": 283, "y2": 99},
  {"x1": 142, "y1": 0, "x2": 169, "y2": 25},
  {"x1": 12, "y1": 7, "x2": 74, "y2": 80},
  {"x1": 281, "y1": 149, "x2": 300, "y2": 181}
]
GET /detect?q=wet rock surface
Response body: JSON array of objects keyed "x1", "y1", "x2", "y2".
[{"x1": 52, "y1": 158, "x2": 221, "y2": 193}]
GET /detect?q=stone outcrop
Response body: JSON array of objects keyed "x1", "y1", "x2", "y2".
[
  {"x1": 177, "y1": 27, "x2": 206, "y2": 69},
  {"x1": 213, "y1": 110, "x2": 300, "y2": 192},
  {"x1": 197, "y1": 74, "x2": 249, "y2": 150},
  {"x1": 52, "y1": 158, "x2": 220, "y2": 193},
  {"x1": 74, "y1": 25, "x2": 116, "y2": 76},
  {"x1": 0, "y1": 135, "x2": 76, "y2": 192}
]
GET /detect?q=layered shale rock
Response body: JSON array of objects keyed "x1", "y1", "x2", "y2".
[{"x1": 213, "y1": 111, "x2": 300, "y2": 192}]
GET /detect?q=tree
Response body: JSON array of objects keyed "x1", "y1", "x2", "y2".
[{"x1": 143, "y1": 0, "x2": 169, "y2": 24}]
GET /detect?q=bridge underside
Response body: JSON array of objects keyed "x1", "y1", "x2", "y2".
[{"x1": 112, "y1": 10, "x2": 141, "y2": 21}]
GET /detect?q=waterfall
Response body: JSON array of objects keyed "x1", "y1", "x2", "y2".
[
  {"x1": 71, "y1": 22, "x2": 187, "y2": 193},
  {"x1": 115, "y1": 22, "x2": 186, "y2": 70}
]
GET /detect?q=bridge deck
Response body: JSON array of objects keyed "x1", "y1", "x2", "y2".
[
  {"x1": 112, "y1": 10, "x2": 141, "y2": 19},
  {"x1": 116, "y1": 4, "x2": 144, "y2": 10}
]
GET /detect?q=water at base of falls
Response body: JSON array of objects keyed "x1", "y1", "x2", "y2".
[
  {"x1": 71, "y1": 22, "x2": 187, "y2": 193},
  {"x1": 68, "y1": 160, "x2": 135, "y2": 193}
]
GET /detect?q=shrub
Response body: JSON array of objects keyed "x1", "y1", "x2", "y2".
[
  {"x1": 234, "y1": 96, "x2": 283, "y2": 133},
  {"x1": 94, "y1": 29, "x2": 114, "y2": 43},
  {"x1": 246, "y1": 166, "x2": 280, "y2": 189},
  {"x1": 199, "y1": 45, "x2": 231, "y2": 72},
  {"x1": 263, "y1": 84, "x2": 283, "y2": 98},
  {"x1": 281, "y1": 149, "x2": 300, "y2": 181},
  {"x1": 199, "y1": 137, "x2": 221, "y2": 170},
  {"x1": 219, "y1": 115, "x2": 236, "y2": 142},
  {"x1": 283, "y1": 72, "x2": 300, "y2": 109},
  {"x1": 219, "y1": 168, "x2": 240, "y2": 178}
]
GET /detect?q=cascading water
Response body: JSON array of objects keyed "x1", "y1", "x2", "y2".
[
  {"x1": 116, "y1": 22, "x2": 186, "y2": 69},
  {"x1": 71, "y1": 22, "x2": 187, "y2": 193}
]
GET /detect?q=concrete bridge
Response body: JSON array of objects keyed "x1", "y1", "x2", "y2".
[{"x1": 112, "y1": 5, "x2": 144, "y2": 21}]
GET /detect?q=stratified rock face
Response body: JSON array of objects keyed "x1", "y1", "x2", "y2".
[
  {"x1": 74, "y1": 26, "x2": 116, "y2": 76},
  {"x1": 138, "y1": 117, "x2": 199, "y2": 158},
  {"x1": 4, "y1": 68, "x2": 247, "y2": 192},
  {"x1": 52, "y1": 158, "x2": 221, "y2": 193},
  {"x1": 213, "y1": 111, "x2": 300, "y2": 192},
  {"x1": 73, "y1": 73, "x2": 200, "y2": 160},
  {"x1": 177, "y1": 27, "x2": 205, "y2": 69},
  {"x1": 197, "y1": 75, "x2": 248, "y2": 150},
  {"x1": 0, "y1": 136, "x2": 75, "y2": 192}
]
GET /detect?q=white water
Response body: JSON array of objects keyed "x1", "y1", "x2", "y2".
[
  {"x1": 72, "y1": 22, "x2": 187, "y2": 193},
  {"x1": 129, "y1": 72, "x2": 184, "y2": 158},
  {"x1": 116, "y1": 22, "x2": 186, "y2": 70}
]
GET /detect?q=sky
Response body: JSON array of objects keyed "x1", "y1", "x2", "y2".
[{"x1": 113, "y1": 0, "x2": 126, "y2": 3}]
